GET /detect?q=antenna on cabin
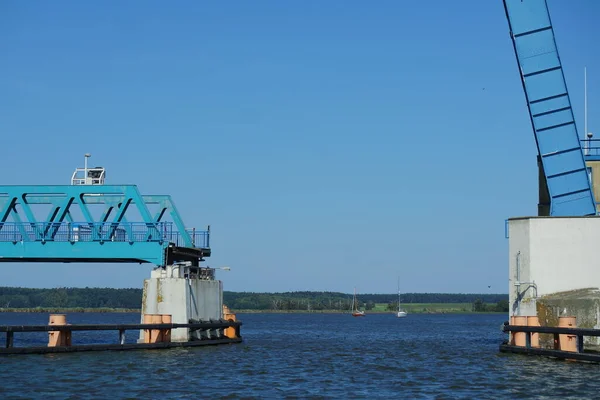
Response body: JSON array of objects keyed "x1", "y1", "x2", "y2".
[
  {"x1": 71, "y1": 153, "x2": 106, "y2": 185},
  {"x1": 84, "y1": 153, "x2": 91, "y2": 179}
]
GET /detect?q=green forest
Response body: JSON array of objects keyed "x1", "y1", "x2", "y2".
[{"x1": 0, "y1": 287, "x2": 509, "y2": 313}]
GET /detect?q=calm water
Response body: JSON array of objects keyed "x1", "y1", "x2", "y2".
[{"x1": 0, "y1": 312, "x2": 599, "y2": 399}]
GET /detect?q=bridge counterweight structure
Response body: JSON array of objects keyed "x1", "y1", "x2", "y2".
[
  {"x1": 503, "y1": 0, "x2": 597, "y2": 216},
  {"x1": 0, "y1": 185, "x2": 210, "y2": 266}
]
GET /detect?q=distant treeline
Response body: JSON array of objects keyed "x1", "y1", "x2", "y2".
[
  {"x1": 225, "y1": 291, "x2": 508, "y2": 311},
  {"x1": 0, "y1": 287, "x2": 141, "y2": 309},
  {"x1": 0, "y1": 287, "x2": 508, "y2": 311}
]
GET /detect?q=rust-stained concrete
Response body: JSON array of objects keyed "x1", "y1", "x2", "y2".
[{"x1": 535, "y1": 288, "x2": 600, "y2": 349}]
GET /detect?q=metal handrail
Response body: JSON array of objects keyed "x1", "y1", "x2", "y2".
[
  {"x1": 502, "y1": 321, "x2": 600, "y2": 357},
  {"x1": 1, "y1": 320, "x2": 243, "y2": 352},
  {"x1": 581, "y1": 139, "x2": 600, "y2": 156},
  {"x1": 503, "y1": 323, "x2": 600, "y2": 337},
  {"x1": 0, "y1": 221, "x2": 210, "y2": 249},
  {"x1": 0, "y1": 320, "x2": 242, "y2": 333},
  {"x1": 0, "y1": 222, "x2": 172, "y2": 243}
]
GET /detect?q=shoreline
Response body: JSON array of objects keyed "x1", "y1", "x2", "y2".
[
  {"x1": 0, "y1": 308, "x2": 504, "y2": 315},
  {"x1": 0, "y1": 308, "x2": 140, "y2": 313},
  {"x1": 231, "y1": 309, "x2": 505, "y2": 315}
]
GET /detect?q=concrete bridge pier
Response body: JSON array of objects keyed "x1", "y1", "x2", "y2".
[
  {"x1": 508, "y1": 216, "x2": 600, "y2": 348},
  {"x1": 138, "y1": 264, "x2": 223, "y2": 343}
]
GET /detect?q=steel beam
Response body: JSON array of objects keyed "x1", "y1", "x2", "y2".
[
  {"x1": 0, "y1": 241, "x2": 166, "y2": 264},
  {"x1": 0, "y1": 185, "x2": 209, "y2": 265}
]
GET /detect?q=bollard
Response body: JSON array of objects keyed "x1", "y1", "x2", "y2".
[
  {"x1": 143, "y1": 314, "x2": 152, "y2": 344},
  {"x1": 223, "y1": 305, "x2": 237, "y2": 339},
  {"x1": 161, "y1": 314, "x2": 172, "y2": 343},
  {"x1": 150, "y1": 314, "x2": 163, "y2": 343},
  {"x1": 48, "y1": 314, "x2": 71, "y2": 347},
  {"x1": 512, "y1": 316, "x2": 527, "y2": 347},
  {"x1": 527, "y1": 316, "x2": 540, "y2": 348},
  {"x1": 558, "y1": 316, "x2": 577, "y2": 352}
]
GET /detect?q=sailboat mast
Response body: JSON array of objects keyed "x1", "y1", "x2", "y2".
[{"x1": 397, "y1": 277, "x2": 400, "y2": 311}]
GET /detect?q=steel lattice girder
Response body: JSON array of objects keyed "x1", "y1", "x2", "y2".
[{"x1": 0, "y1": 185, "x2": 205, "y2": 265}]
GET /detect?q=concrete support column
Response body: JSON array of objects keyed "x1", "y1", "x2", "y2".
[{"x1": 139, "y1": 265, "x2": 224, "y2": 343}]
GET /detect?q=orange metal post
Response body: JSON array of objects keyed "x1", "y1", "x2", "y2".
[
  {"x1": 161, "y1": 314, "x2": 172, "y2": 343},
  {"x1": 509, "y1": 316, "x2": 515, "y2": 345},
  {"x1": 558, "y1": 316, "x2": 577, "y2": 352},
  {"x1": 513, "y1": 316, "x2": 527, "y2": 347},
  {"x1": 527, "y1": 316, "x2": 540, "y2": 348},
  {"x1": 150, "y1": 314, "x2": 163, "y2": 343},
  {"x1": 48, "y1": 314, "x2": 70, "y2": 347},
  {"x1": 223, "y1": 305, "x2": 237, "y2": 339},
  {"x1": 143, "y1": 314, "x2": 152, "y2": 344}
]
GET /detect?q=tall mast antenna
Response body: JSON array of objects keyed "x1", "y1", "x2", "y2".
[{"x1": 585, "y1": 67, "x2": 588, "y2": 138}]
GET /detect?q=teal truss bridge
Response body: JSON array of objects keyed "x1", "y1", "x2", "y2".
[{"x1": 0, "y1": 179, "x2": 210, "y2": 266}]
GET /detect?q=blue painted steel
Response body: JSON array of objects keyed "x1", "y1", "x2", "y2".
[
  {"x1": 503, "y1": 0, "x2": 597, "y2": 216},
  {"x1": 0, "y1": 222, "x2": 172, "y2": 243},
  {"x1": 0, "y1": 185, "x2": 209, "y2": 264},
  {"x1": 142, "y1": 195, "x2": 194, "y2": 247},
  {"x1": 0, "y1": 242, "x2": 167, "y2": 265}
]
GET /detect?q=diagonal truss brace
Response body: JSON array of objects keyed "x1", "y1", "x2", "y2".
[{"x1": 0, "y1": 185, "x2": 195, "y2": 247}]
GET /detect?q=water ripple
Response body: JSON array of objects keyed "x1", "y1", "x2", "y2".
[{"x1": 2, "y1": 312, "x2": 600, "y2": 398}]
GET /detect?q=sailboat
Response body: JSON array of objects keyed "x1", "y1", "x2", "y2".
[
  {"x1": 351, "y1": 287, "x2": 365, "y2": 317},
  {"x1": 396, "y1": 278, "x2": 407, "y2": 318}
]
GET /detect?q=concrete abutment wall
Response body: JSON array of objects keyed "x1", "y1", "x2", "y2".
[{"x1": 508, "y1": 216, "x2": 600, "y2": 348}]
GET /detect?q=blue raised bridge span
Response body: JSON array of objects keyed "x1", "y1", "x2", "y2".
[
  {"x1": 503, "y1": 0, "x2": 597, "y2": 216},
  {"x1": 0, "y1": 173, "x2": 210, "y2": 266}
]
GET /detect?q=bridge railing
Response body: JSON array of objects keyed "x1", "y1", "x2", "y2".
[
  {"x1": 501, "y1": 321, "x2": 600, "y2": 363},
  {"x1": 0, "y1": 222, "x2": 211, "y2": 248},
  {"x1": 171, "y1": 229, "x2": 210, "y2": 248},
  {"x1": 0, "y1": 222, "x2": 173, "y2": 243},
  {"x1": 581, "y1": 139, "x2": 600, "y2": 156},
  {"x1": 0, "y1": 320, "x2": 242, "y2": 354}
]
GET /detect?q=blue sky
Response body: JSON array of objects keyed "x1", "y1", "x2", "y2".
[{"x1": 0, "y1": 0, "x2": 598, "y2": 294}]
